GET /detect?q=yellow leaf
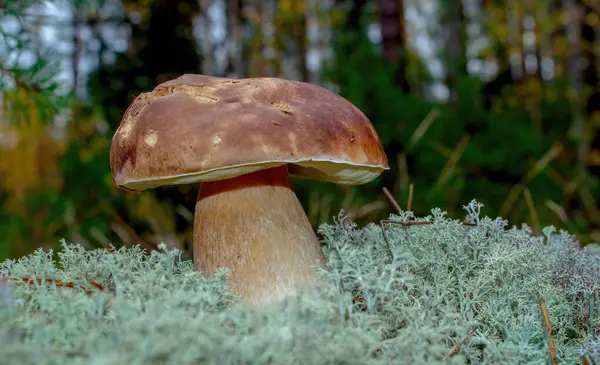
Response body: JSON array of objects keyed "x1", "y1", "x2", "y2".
[
  {"x1": 588, "y1": 149, "x2": 600, "y2": 166},
  {"x1": 585, "y1": 12, "x2": 599, "y2": 26},
  {"x1": 279, "y1": 0, "x2": 292, "y2": 12},
  {"x1": 0, "y1": 88, "x2": 64, "y2": 213}
]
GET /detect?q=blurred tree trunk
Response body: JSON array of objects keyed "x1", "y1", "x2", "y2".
[
  {"x1": 305, "y1": 0, "x2": 324, "y2": 84},
  {"x1": 521, "y1": 0, "x2": 542, "y2": 79},
  {"x1": 226, "y1": 0, "x2": 245, "y2": 77},
  {"x1": 441, "y1": 0, "x2": 467, "y2": 106},
  {"x1": 377, "y1": 0, "x2": 409, "y2": 93},
  {"x1": 534, "y1": 0, "x2": 554, "y2": 82},
  {"x1": 582, "y1": 0, "x2": 600, "y2": 120},
  {"x1": 561, "y1": 0, "x2": 585, "y2": 172},
  {"x1": 481, "y1": 0, "x2": 524, "y2": 109},
  {"x1": 531, "y1": 1, "x2": 546, "y2": 81},
  {"x1": 581, "y1": 0, "x2": 599, "y2": 115},
  {"x1": 296, "y1": 3, "x2": 309, "y2": 81},
  {"x1": 335, "y1": 0, "x2": 367, "y2": 30},
  {"x1": 581, "y1": 0, "x2": 600, "y2": 179},
  {"x1": 263, "y1": 0, "x2": 279, "y2": 77},
  {"x1": 509, "y1": 0, "x2": 526, "y2": 80},
  {"x1": 272, "y1": 0, "x2": 308, "y2": 81},
  {"x1": 332, "y1": 0, "x2": 368, "y2": 77},
  {"x1": 245, "y1": 0, "x2": 267, "y2": 76},
  {"x1": 199, "y1": 0, "x2": 214, "y2": 75},
  {"x1": 71, "y1": 3, "x2": 83, "y2": 99}
]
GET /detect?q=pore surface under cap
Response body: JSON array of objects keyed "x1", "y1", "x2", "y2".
[{"x1": 110, "y1": 74, "x2": 388, "y2": 190}]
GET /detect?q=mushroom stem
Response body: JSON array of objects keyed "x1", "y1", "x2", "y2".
[{"x1": 193, "y1": 165, "x2": 327, "y2": 304}]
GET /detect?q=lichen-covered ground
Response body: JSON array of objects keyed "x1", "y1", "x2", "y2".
[{"x1": 1, "y1": 201, "x2": 599, "y2": 364}]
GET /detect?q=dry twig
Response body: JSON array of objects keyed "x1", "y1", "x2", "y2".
[
  {"x1": 379, "y1": 187, "x2": 477, "y2": 258},
  {"x1": 442, "y1": 327, "x2": 475, "y2": 361},
  {"x1": 0, "y1": 276, "x2": 106, "y2": 293}
]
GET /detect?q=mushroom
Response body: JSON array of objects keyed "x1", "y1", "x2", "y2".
[{"x1": 110, "y1": 74, "x2": 388, "y2": 304}]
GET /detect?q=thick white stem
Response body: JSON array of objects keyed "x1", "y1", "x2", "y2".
[{"x1": 193, "y1": 179, "x2": 327, "y2": 304}]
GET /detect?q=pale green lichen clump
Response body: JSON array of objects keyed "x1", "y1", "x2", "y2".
[{"x1": 1, "y1": 200, "x2": 600, "y2": 364}]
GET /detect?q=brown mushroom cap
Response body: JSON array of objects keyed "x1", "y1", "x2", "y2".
[{"x1": 110, "y1": 74, "x2": 389, "y2": 191}]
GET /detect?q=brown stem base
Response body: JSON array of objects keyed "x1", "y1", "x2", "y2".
[{"x1": 193, "y1": 166, "x2": 327, "y2": 304}]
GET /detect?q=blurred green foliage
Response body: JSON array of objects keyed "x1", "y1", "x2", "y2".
[{"x1": 1, "y1": 0, "x2": 600, "y2": 261}]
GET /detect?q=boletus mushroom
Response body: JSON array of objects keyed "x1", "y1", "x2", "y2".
[{"x1": 110, "y1": 74, "x2": 388, "y2": 304}]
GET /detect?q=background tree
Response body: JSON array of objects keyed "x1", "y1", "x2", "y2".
[{"x1": 2, "y1": 0, "x2": 600, "y2": 261}]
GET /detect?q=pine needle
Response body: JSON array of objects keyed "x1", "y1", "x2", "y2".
[
  {"x1": 383, "y1": 187, "x2": 402, "y2": 213},
  {"x1": 523, "y1": 188, "x2": 540, "y2": 235},
  {"x1": 545, "y1": 200, "x2": 569, "y2": 223},
  {"x1": 435, "y1": 133, "x2": 470, "y2": 188},
  {"x1": 500, "y1": 142, "x2": 563, "y2": 217},
  {"x1": 407, "y1": 184, "x2": 414, "y2": 212},
  {"x1": 407, "y1": 109, "x2": 440, "y2": 151},
  {"x1": 539, "y1": 300, "x2": 558, "y2": 365}
]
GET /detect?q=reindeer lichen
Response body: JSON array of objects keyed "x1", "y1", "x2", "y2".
[{"x1": 1, "y1": 202, "x2": 599, "y2": 364}]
